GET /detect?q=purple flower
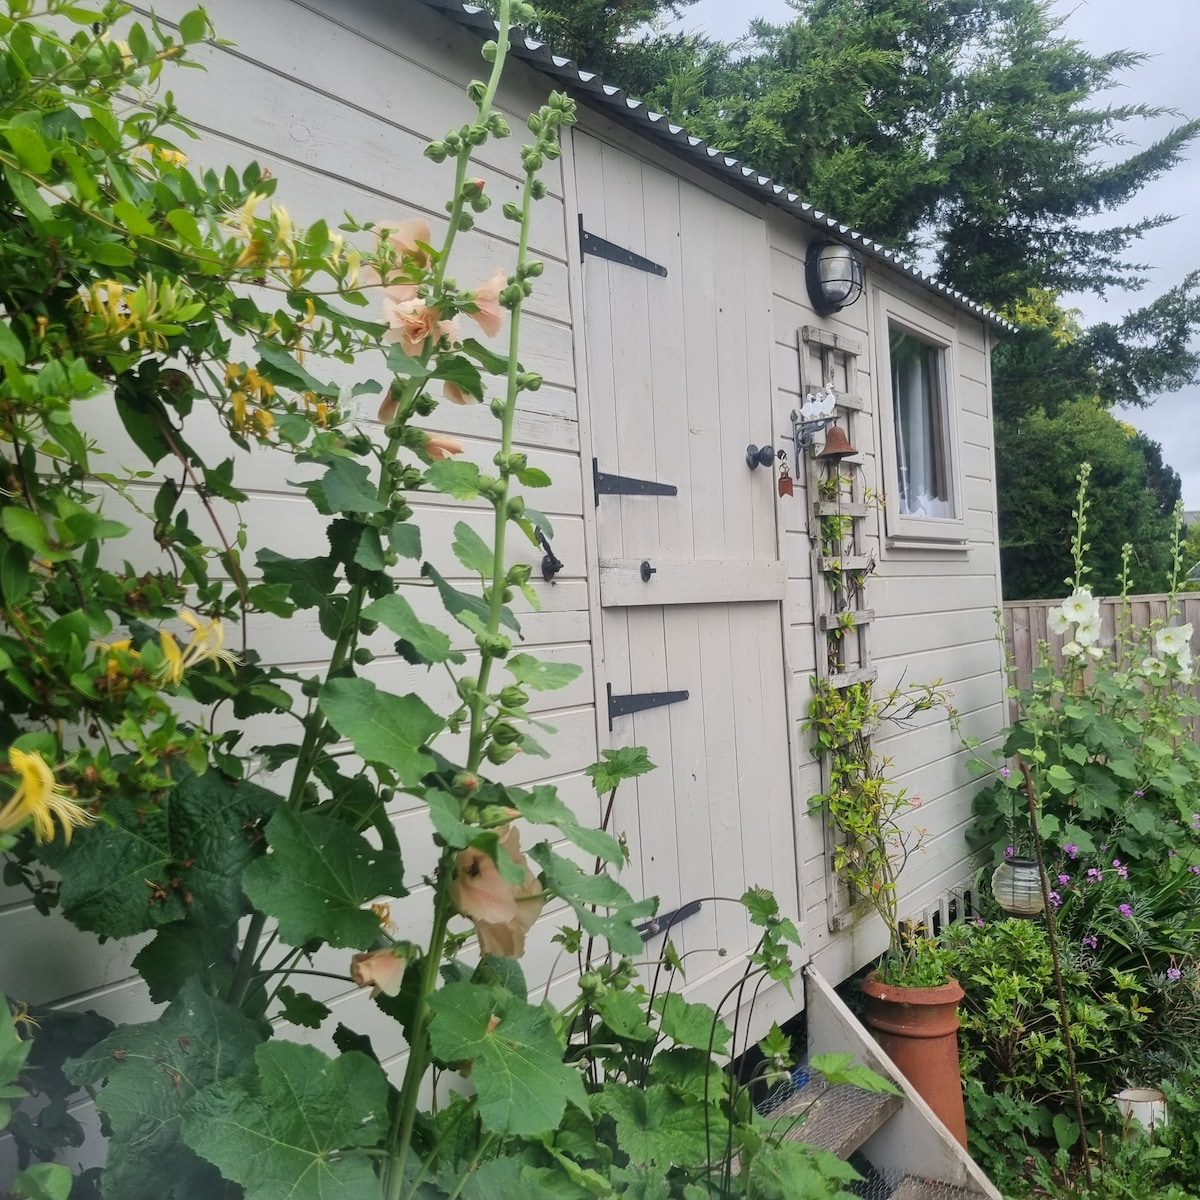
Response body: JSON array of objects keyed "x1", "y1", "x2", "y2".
[
  {"x1": 975, "y1": 917, "x2": 985, "y2": 927},
  {"x1": 1168, "y1": 968, "x2": 1183, "y2": 981},
  {"x1": 1119, "y1": 903, "x2": 1133, "y2": 918},
  {"x1": 1087, "y1": 867, "x2": 1103, "y2": 883},
  {"x1": 1113, "y1": 859, "x2": 1128, "y2": 880},
  {"x1": 1192, "y1": 813, "x2": 1200, "y2": 825},
  {"x1": 1064, "y1": 844, "x2": 1079, "y2": 860},
  {"x1": 1190, "y1": 866, "x2": 1200, "y2": 876},
  {"x1": 1000, "y1": 766, "x2": 1011, "y2": 778},
  {"x1": 1134, "y1": 790, "x2": 1145, "y2": 797},
  {"x1": 1058, "y1": 873, "x2": 1071, "y2": 885},
  {"x1": 1049, "y1": 891, "x2": 1062, "y2": 908},
  {"x1": 1082, "y1": 934, "x2": 1099, "y2": 949},
  {"x1": 1005, "y1": 845, "x2": 1015, "y2": 858}
]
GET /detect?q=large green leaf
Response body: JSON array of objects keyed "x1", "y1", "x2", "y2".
[
  {"x1": 450, "y1": 521, "x2": 493, "y2": 577},
  {"x1": 361, "y1": 594, "x2": 465, "y2": 666},
  {"x1": 529, "y1": 844, "x2": 656, "y2": 956},
  {"x1": 745, "y1": 1140, "x2": 860, "y2": 1200},
  {"x1": 181, "y1": 1042, "x2": 388, "y2": 1200},
  {"x1": 66, "y1": 979, "x2": 260, "y2": 1200},
  {"x1": 319, "y1": 676, "x2": 443, "y2": 784},
  {"x1": 510, "y1": 784, "x2": 623, "y2": 865},
  {"x1": 428, "y1": 982, "x2": 588, "y2": 1136},
  {"x1": 505, "y1": 653, "x2": 582, "y2": 692},
  {"x1": 241, "y1": 807, "x2": 405, "y2": 950},
  {"x1": 652, "y1": 993, "x2": 731, "y2": 1056},
  {"x1": 42, "y1": 767, "x2": 280, "y2": 938},
  {"x1": 593, "y1": 1083, "x2": 714, "y2": 1167}
]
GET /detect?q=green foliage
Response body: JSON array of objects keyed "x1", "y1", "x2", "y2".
[{"x1": 0, "y1": 7, "x2": 856, "y2": 1199}]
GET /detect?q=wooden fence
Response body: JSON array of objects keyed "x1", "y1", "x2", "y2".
[{"x1": 1002, "y1": 593, "x2": 1200, "y2": 699}]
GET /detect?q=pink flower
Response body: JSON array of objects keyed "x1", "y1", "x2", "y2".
[
  {"x1": 1118, "y1": 903, "x2": 1133, "y2": 918},
  {"x1": 451, "y1": 826, "x2": 545, "y2": 959},
  {"x1": 1058, "y1": 874, "x2": 1071, "y2": 885},
  {"x1": 350, "y1": 948, "x2": 407, "y2": 997},
  {"x1": 466, "y1": 267, "x2": 506, "y2": 338},
  {"x1": 1168, "y1": 967, "x2": 1183, "y2": 981}
]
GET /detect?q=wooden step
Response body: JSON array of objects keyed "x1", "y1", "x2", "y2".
[
  {"x1": 768, "y1": 1076, "x2": 903, "y2": 1160},
  {"x1": 889, "y1": 1177, "x2": 986, "y2": 1200}
]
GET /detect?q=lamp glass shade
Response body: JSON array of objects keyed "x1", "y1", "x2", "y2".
[
  {"x1": 991, "y1": 857, "x2": 1045, "y2": 917},
  {"x1": 806, "y1": 242, "x2": 865, "y2": 314}
]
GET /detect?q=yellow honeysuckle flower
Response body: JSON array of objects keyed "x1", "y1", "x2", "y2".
[
  {"x1": 0, "y1": 748, "x2": 93, "y2": 845},
  {"x1": 158, "y1": 611, "x2": 239, "y2": 685}
]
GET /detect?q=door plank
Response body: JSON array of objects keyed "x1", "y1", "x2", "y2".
[{"x1": 599, "y1": 559, "x2": 787, "y2": 607}]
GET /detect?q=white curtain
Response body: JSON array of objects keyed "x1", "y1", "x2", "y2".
[{"x1": 891, "y1": 330, "x2": 951, "y2": 518}]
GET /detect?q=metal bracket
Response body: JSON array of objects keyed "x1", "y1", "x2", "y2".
[
  {"x1": 607, "y1": 682, "x2": 689, "y2": 730},
  {"x1": 536, "y1": 529, "x2": 563, "y2": 581},
  {"x1": 637, "y1": 900, "x2": 703, "y2": 941},
  {"x1": 579, "y1": 215, "x2": 668, "y2": 277},
  {"x1": 593, "y1": 458, "x2": 678, "y2": 505}
]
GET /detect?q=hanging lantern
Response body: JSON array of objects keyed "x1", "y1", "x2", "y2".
[
  {"x1": 991, "y1": 857, "x2": 1045, "y2": 917},
  {"x1": 817, "y1": 424, "x2": 857, "y2": 460}
]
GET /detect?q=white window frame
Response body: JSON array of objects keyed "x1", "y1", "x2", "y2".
[{"x1": 873, "y1": 288, "x2": 966, "y2": 547}]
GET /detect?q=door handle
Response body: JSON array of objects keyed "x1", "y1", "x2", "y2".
[
  {"x1": 746, "y1": 443, "x2": 774, "y2": 469},
  {"x1": 640, "y1": 560, "x2": 656, "y2": 582}
]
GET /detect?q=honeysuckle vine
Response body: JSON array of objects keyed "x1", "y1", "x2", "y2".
[{"x1": 0, "y1": 4, "x2": 877, "y2": 1199}]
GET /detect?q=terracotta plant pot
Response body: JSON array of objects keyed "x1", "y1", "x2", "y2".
[{"x1": 860, "y1": 971, "x2": 968, "y2": 1149}]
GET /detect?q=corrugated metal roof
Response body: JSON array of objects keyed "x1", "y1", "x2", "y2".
[{"x1": 417, "y1": 0, "x2": 1014, "y2": 333}]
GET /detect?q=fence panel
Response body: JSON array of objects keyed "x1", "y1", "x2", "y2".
[{"x1": 1002, "y1": 593, "x2": 1200, "y2": 717}]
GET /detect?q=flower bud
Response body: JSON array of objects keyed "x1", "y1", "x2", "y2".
[
  {"x1": 500, "y1": 685, "x2": 528, "y2": 709},
  {"x1": 424, "y1": 140, "x2": 448, "y2": 162},
  {"x1": 485, "y1": 741, "x2": 519, "y2": 765},
  {"x1": 481, "y1": 39, "x2": 498, "y2": 61},
  {"x1": 492, "y1": 721, "x2": 521, "y2": 746}
]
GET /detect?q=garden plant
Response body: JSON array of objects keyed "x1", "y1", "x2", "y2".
[
  {"x1": 947, "y1": 464, "x2": 1200, "y2": 1197},
  {"x1": 0, "y1": 2, "x2": 883, "y2": 1198}
]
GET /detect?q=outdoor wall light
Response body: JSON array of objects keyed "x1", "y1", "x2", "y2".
[{"x1": 805, "y1": 240, "x2": 864, "y2": 315}]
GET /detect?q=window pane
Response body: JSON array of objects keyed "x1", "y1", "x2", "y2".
[{"x1": 889, "y1": 327, "x2": 952, "y2": 518}]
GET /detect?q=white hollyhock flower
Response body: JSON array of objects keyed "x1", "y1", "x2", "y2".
[
  {"x1": 1141, "y1": 656, "x2": 1166, "y2": 676},
  {"x1": 1048, "y1": 607, "x2": 1073, "y2": 636},
  {"x1": 1061, "y1": 588, "x2": 1100, "y2": 623},
  {"x1": 1063, "y1": 641, "x2": 1084, "y2": 659},
  {"x1": 1075, "y1": 616, "x2": 1101, "y2": 647},
  {"x1": 1155, "y1": 623, "x2": 1194, "y2": 659},
  {"x1": 1179, "y1": 664, "x2": 1195, "y2": 687}
]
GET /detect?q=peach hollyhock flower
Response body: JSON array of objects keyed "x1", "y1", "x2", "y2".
[
  {"x1": 467, "y1": 267, "x2": 507, "y2": 338},
  {"x1": 443, "y1": 379, "x2": 472, "y2": 405},
  {"x1": 376, "y1": 217, "x2": 433, "y2": 268},
  {"x1": 350, "y1": 948, "x2": 407, "y2": 997},
  {"x1": 451, "y1": 826, "x2": 546, "y2": 959},
  {"x1": 0, "y1": 749, "x2": 93, "y2": 845},
  {"x1": 425, "y1": 432, "x2": 464, "y2": 461},
  {"x1": 381, "y1": 286, "x2": 460, "y2": 358}
]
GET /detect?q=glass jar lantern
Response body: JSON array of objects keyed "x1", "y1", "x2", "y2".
[{"x1": 991, "y1": 857, "x2": 1045, "y2": 917}]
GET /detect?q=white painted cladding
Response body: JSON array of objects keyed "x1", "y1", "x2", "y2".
[{"x1": 0, "y1": 0, "x2": 1007, "y2": 1108}]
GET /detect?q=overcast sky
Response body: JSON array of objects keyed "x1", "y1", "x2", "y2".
[{"x1": 668, "y1": 0, "x2": 1200, "y2": 507}]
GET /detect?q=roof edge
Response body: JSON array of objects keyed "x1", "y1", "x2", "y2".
[{"x1": 416, "y1": 0, "x2": 1015, "y2": 333}]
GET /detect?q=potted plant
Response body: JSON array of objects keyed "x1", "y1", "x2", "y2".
[{"x1": 805, "y1": 677, "x2": 969, "y2": 1147}]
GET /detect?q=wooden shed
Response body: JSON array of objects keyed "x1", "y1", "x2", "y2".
[{"x1": 1, "y1": 0, "x2": 1009, "y2": 1167}]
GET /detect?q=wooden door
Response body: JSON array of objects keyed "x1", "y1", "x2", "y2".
[{"x1": 574, "y1": 132, "x2": 800, "y2": 1018}]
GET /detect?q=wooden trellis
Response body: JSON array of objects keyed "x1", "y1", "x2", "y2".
[{"x1": 799, "y1": 325, "x2": 878, "y2": 930}]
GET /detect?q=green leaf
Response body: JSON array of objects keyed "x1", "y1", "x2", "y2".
[
  {"x1": 424, "y1": 789, "x2": 474, "y2": 848},
  {"x1": 242, "y1": 807, "x2": 405, "y2": 950},
  {"x1": 511, "y1": 784, "x2": 623, "y2": 864},
  {"x1": 460, "y1": 336, "x2": 509, "y2": 375},
  {"x1": 516, "y1": 466, "x2": 552, "y2": 488},
  {"x1": 3, "y1": 506, "x2": 68, "y2": 561},
  {"x1": 652, "y1": 992, "x2": 731, "y2": 1055},
  {"x1": 746, "y1": 1140, "x2": 861, "y2": 1199},
  {"x1": 585, "y1": 747, "x2": 656, "y2": 794},
  {"x1": 320, "y1": 676, "x2": 443, "y2": 784},
  {"x1": 2, "y1": 123, "x2": 51, "y2": 173},
  {"x1": 66, "y1": 979, "x2": 261, "y2": 1200},
  {"x1": 361, "y1": 595, "x2": 465, "y2": 666},
  {"x1": 12, "y1": 1163, "x2": 73, "y2": 1200},
  {"x1": 257, "y1": 548, "x2": 338, "y2": 610},
  {"x1": 423, "y1": 563, "x2": 519, "y2": 633},
  {"x1": 809, "y1": 1052, "x2": 901, "y2": 1095},
  {"x1": 451, "y1": 521, "x2": 493, "y2": 577},
  {"x1": 178, "y1": 8, "x2": 210, "y2": 41},
  {"x1": 1046, "y1": 764, "x2": 1077, "y2": 795},
  {"x1": 529, "y1": 845, "x2": 655, "y2": 956},
  {"x1": 113, "y1": 199, "x2": 158, "y2": 237},
  {"x1": 389, "y1": 522, "x2": 421, "y2": 560},
  {"x1": 181, "y1": 1042, "x2": 389, "y2": 1200},
  {"x1": 593, "y1": 1083, "x2": 713, "y2": 1167},
  {"x1": 43, "y1": 767, "x2": 280, "y2": 938},
  {"x1": 166, "y1": 207, "x2": 203, "y2": 247},
  {"x1": 0, "y1": 318, "x2": 26, "y2": 364},
  {"x1": 425, "y1": 459, "x2": 481, "y2": 499},
  {"x1": 132, "y1": 921, "x2": 238, "y2": 1004},
  {"x1": 305, "y1": 458, "x2": 386, "y2": 514},
  {"x1": 506, "y1": 653, "x2": 582, "y2": 692},
  {"x1": 428, "y1": 983, "x2": 588, "y2": 1136},
  {"x1": 257, "y1": 340, "x2": 337, "y2": 397},
  {"x1": 433, "y1": 354, "x2": 484, "y2": 401},
  {"x1": 276, "y1": 986, "x2": 332, "y2": 1030}
]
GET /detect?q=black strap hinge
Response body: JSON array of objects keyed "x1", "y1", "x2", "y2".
[
  {"x1": 579, "y1": 215, "x2": 667, "y2": 276},
  {"x1": 637, "y1": 900, "x2": 703, "y2": 941},
  {"x1": 607, "y1": 682, "x2": 689, "y2": 730},
  {"x1": 593, "y1": 458, "x2": 677, "y2": 506}
]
